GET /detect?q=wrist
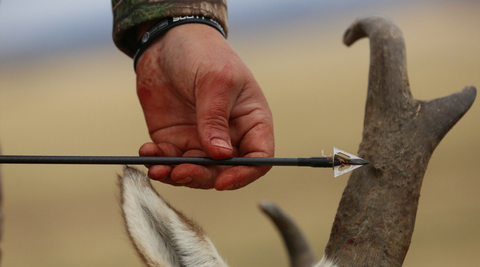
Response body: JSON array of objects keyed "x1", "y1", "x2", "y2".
[{"x1": 133, "y1": 17, "x2": 226, "y2": 72}]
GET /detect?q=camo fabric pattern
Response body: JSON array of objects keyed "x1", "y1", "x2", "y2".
[{"x1": 112, "y1": 0, "x2": 228, "y2": 57}]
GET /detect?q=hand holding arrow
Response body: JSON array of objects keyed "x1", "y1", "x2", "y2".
[{"x1": 0, "y1": 147, "x2": 368, "y2": 177}]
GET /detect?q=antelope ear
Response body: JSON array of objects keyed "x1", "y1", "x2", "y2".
[{"x1": 119, "y1": 166, "x2": 228, "y2": 267}]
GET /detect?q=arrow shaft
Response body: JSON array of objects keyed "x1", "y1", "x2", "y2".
[{"x1": 0, "y1": 155, "x2": 339, "y2": 168}]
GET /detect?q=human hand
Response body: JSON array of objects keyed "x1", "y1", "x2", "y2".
[{"x1": 135, "y1": 23, "x2": 274, "y2": 190}]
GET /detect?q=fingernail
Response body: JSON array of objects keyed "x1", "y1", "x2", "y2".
[
  {"x1": 211, "y1": 138, "x2": 232, "y2": 151},
  {"x1": 176, "y1": 177, "x2": 192, "y2": 184}
]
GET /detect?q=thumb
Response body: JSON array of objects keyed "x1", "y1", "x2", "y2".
[{"x1": 196, "y1": 74, "x2": 236, "y2": 159}]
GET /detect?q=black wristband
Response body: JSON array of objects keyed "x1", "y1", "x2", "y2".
[{"x1": 133, "y1": 16, "x2": 226, "y2": 72}]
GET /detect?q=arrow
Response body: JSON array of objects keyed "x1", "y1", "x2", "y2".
[{"x1": 0, "y1": 147, "x2": 369, "y2": 177}]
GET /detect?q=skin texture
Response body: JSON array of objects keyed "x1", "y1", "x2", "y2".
[{"x1": 135, "y1": 24, "x2": 274, "y2": 190}]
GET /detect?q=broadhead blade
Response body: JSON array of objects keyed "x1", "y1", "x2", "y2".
[{"x1": 333, "y1": 147, "x2": 368, "y2": 177}]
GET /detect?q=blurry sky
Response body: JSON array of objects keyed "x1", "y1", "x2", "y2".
[{"x1": 0, "y1": 0, "x2": 396, "y2": 62}]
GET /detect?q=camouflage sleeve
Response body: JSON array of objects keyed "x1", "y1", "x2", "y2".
[{"x1": 111, "y1": 0, "x2": 228, "y2": 57}]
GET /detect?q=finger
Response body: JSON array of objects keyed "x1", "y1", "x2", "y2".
[
  {"x1": 228, "y1": 80, "x2": 275, "y2": 156},
  {"x1": 214, "y1": 111, "x2": 273, "y2": 190},
  {"x1": 170, "y1": 149, "x2": 227, "y2": 189},
  {"x1": 214, "y1": 152, "x2": 272, "y2": 191},
  {"x1": 215, "y1": 165, "x2": 272, "y2": 191},
  {"x1": 195, "y1": 66, "x2": 238, "y2": 159},
  {"x1": 147, "y1": 165, "x2": 173, "y2": 182},
  {"x1": 139, "y1": 141, "x2": 185, "y2": 158},
  {"x1": 236, "y1": 116, "x2": 275, "y2": 158},
  {"x1": 139, "y1": 142, "x2": 163, "y2": 164},
  {"x1": 215, "y1": 126, "x2": 273, "y2": 190},
  {"x1": 138, "y1": 142, "x2": 182, "y2": 182}
]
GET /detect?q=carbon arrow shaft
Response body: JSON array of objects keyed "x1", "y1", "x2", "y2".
[{"x1": 0, "y1": 155, "x2": 343, "y2": 168}]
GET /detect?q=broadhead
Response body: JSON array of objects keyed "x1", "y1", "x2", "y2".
[{"x1": 333, "y1": 147, "x2": 370, "y2": 177}]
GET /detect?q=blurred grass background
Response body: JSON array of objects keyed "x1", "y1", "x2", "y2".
[{"x1": 0, "y1": 1, "x2": 479, "y2": 266}]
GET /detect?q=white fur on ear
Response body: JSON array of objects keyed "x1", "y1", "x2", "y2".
[
  {"x1": 119, "y1": 166, "x2": 337, "y2": 267},
  {"x1": 119, "y1": 166, "x2": 228, "y2": 267}
]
